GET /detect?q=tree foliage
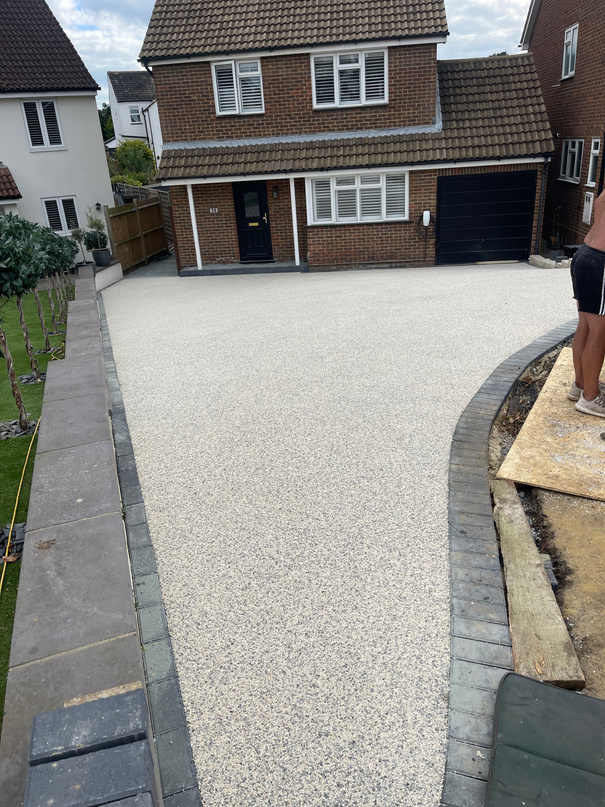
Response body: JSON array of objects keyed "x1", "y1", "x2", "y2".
[
  {"x1": 98, "y1": 102, "x2": 115, "y2": 141},
  {"x1": 111, "y1": 140, "x2": 156, "y2": 186},
  {"x1": 0, "y1": 215, "x2": 44, "y2": 302}
]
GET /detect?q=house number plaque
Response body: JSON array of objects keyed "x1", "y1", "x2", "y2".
[{"x1": 209, "y1": 207, "x2": 218, "y2": 213}]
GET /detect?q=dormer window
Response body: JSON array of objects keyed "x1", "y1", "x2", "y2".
[
  {"x1": 562, "y1": 23, "x2": 578, "y2": 78},
  {"x1": 130, "y1": 106, "x2": 142, "y2": 123},
  {"x1": 212, "y1": 60, "x2": 264, "y2": 115},
  {"x1": 311, "y1": 50, "x2": 387, "y2": 109},
  {"x1": 22, "y1": 100, "x2": 63, "y2": 149}
]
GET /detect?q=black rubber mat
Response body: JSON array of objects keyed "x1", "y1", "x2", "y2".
[{"x1": 486, "y1": 673, "x2": 605, "y2": 806}]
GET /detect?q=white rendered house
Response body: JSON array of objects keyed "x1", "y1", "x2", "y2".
[
  {"x1": 107, "y1": 71, "x2": 162, "y2": 165},
  {"x1": 0, "y1": 0, "x2": 113, "y2": 235}
]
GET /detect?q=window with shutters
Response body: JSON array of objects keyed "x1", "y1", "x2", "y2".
[
  {"x1": 311, "y1": 50, "x2": 387, "y2": 109},
  {"x1": 307, "y1": 172, "x2": 407, "y2": 224},
  {"x1": 23, "y1": 100, "x2": 64, "y2": 149},
  {"x1": 42, "y1": 197, "x2": 79, "y2": 234},
  {"x1": 212, "y1": 60, "x2": 264, "y2": 115}
]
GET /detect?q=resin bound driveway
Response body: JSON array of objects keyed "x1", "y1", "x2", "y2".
[{"x1": 103, "y1": 262, "x2": 574, "y2": 807}]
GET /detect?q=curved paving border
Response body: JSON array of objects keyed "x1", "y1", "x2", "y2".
[
  {"x1": 441, "y1": 319, "x2": 578, "y2": 807},
  {"x1": 98, "y1": 295, "x2": 202, "y2": 807}
]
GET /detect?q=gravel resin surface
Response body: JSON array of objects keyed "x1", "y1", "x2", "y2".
[{"x1": 103, "y1": 263, "x2": 574, "y2": 807}]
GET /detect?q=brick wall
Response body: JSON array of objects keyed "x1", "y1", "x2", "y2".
[
  {"x1": 153, "y1": 45, "x2": 437, "y2": 143},
  {"x1": 171, "y1": 163, "x2": 544, "y2": 271},
  {"x1": 529, "y1": 0, "x2": 605, "y2": 246}
]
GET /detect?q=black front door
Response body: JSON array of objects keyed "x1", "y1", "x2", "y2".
[{"x1": 233, "y1": 181, "x2": 274, "y2": 262}]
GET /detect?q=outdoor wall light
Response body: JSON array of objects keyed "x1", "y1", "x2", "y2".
[
  {"x1": 272, "y1": 185, "x2": 279, "y2": 199},
  {"x1": 95, "y1": 202, "x2": 102, "y2": 211}
]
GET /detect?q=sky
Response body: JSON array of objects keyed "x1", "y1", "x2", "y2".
[{"x1": 46, "y1": 0, "x2": 532, "y2": 107}]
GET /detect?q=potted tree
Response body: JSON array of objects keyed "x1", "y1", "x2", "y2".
[{"x1": 84, "y1": 206, "x2": 111, "y2": 267}]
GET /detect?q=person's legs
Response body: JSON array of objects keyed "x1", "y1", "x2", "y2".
[
  {"x1": 572, "y1": 309, "x2": 590, "y2": 389},
  {"x1": 580, "y1": 312, "x2": 605, "y2": 400}
]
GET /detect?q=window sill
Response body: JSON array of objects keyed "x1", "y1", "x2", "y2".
[
  {"x1": 308, "y1": 218, "x2": 408, "y2": 227},
  {"x1": 558, "y1": 177, "x2": 581, "y2": 184},
  {"x1": 29, "y1": 146, "x2": 67, "y2": 153},
  {"x1": 312, "y1": 101, "x2": 388, "y2": 111},
  {"x1": 215, "y1": 111, "x2": 265, "y2": 117},
  {"x1": 586, "y1": 182, "x2": 596, "y2": 188},
  {"x1": 561, "y1": 73, "x2": 575, "y2": 80}
]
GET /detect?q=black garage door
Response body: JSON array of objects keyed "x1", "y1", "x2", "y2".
[{"x1": 436, "y1": 171, "x2": 537, "y2": 264}]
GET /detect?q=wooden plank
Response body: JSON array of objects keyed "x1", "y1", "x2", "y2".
[
  {"x1": 133, "y1": 200, "x2": 147, "y2": 266},
  {"x1": 497, "y1": 348, "x2": 605, "y2": 501},
  {"x1": 492, "y1": 478, "x2": 585, "y2": 689}
]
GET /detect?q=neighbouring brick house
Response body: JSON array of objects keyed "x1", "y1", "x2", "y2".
[
  {"x1": 521, "y1": 0, "x2": 604, "y2": 253},
  {"x1": 141, "y1": 0, "x2": 554, "y2": 273}
]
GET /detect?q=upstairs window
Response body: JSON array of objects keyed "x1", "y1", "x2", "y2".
[
  {"x1": 587, "y1": 138, "x2": 600, "y2": 186},
  {"x1": 212, "y1": 60, "x2": 264, "y2": 115},
  {"x1": 129, "y1": 106, "x2": 142, "y2": 123},
  {"x1": 43, "y1": 197, "x2": 79, "y2": 234},
  {"x1": 23, "y1": 100, "x2": 63, "y2": 149},
  {"x1": 312, "y1": 50, "x2": 387, "y2": 108},
  {"x1": 560, "y1": 138, "x2": 583, "y2": 182},
  {"x1": 562, "y1": 24, "x2": 578, "y2": 78},
  {"x1": 308, "y1": 172, "x2": 407, "y2": 225}
]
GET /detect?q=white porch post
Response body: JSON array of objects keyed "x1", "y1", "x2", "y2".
[
  {"x1": 187, "y1": 182, "x2": 203, "y2": 271},
  {"x1": 289, "y1": 177, "x2": 300, "y2": 267}
]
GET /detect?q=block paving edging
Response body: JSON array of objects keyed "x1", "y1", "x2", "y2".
[
  {"x1": 98, "y1": 295, "x2": 202, "y2": 807},
  {"x1": 441, "y1": 319, "x2": 577, "y2": 807}
]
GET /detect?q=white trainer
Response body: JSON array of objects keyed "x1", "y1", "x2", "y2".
[{"x1": 575, "y1": 392, "x2": 605, "y2": 418}]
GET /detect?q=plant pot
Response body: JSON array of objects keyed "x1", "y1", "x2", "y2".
[{"x1": 92, "y1": 248, "x2": 111, "y2": 267}]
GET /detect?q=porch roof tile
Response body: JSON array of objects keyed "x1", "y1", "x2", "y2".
[
  {"x1": 140, "y1": 0, "x2": 448, "y2": 61},
  {"x1": 157, "y1": 54, "x2": 553, "y2": 180},
  {"x1": 0, "y1": 165, "x2": 22, "y2": 200}
]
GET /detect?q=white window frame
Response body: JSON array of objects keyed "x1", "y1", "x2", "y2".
[
  {"x1": 129, "y1": 105, "x2": 142, "y2": 124},
  {"x1": 560, "y1": 138, "x2": 584, "y2": 183},
  {"x1": 587, "y1": 138, "x2": 600, "y2": 187},
  {"x1": 22, "y1": 100, "x2": 65, "y2": 151},
  {"x1": 42, "y1": 196, "x2": 79, "y2": 234},
  {"x1": 311, "y1": 49, "x2": 388, "y2": 109},
  {"x1": 562, "y1": 23, "x2": 578, "y2": 79},
  {"x1": 211, "y1": 59, "x2": 265, "y2": 116},
  {"x1": 305, "y1": 170, "x2": 408, "y2": 225}
]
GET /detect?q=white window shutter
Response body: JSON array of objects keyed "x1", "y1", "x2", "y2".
[
  {"x1": 61, "y1": 198, "x2": 79, "y2": 230},
  {"x1": 239, "y1": 73, "x2": 263, "y2": 113},
  {"x1": 314, "y1": 56, "x2": 335, "y2": 105},
  {"x1": 385, "y1": 174, "x2": 406, "y2": 218},
  {"x1": 215, "y1": 63, "x2": 238, "y2": 113},
  {"x1": 360, "y1": 187, "x2": 382, "y2": 219},
  {"x1": 336, "y1": 188, "x2": 357, "y2": 219},
  {"x1": 339, "y1": 67, "x2": 361, "y2": 104},
  {"x1": 42, "y1": 101, "x2": 62, "y2": 145},
  {"x1": 44, "y1": 199, "x2": 63, "y2": 231},
  {"x1": 364, "y1": 52, "x2": 385, "y2": 101},
  {"x1": 24, "y1": 101, "x2": 45, "y2": 147},
  {"x1": 313, "y1": 179, "x2": 332, "y2": 221}
]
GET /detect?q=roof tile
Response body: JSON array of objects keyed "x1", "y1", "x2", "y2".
[
  {"x1": 0, "y1": 165, "x2": 22, "y2": 200},
  {"x1": 140, "y1": 0, "x2": 448, "y2": 61}
]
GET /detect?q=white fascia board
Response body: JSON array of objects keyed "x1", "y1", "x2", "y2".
[
  {"x1": 520, "y1": 0, "x2": 541, "y2": 50},
  {"x1": 0, "y1": 90, "x2": 97, "y2": 98},
  {"x1": 144, "y1": 37, "x2": 447, "y2": 68},
  {"x1": 158, "y1": 156, "x2": 548, "y2": 186}
]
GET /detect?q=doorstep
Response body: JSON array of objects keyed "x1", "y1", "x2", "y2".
[{"x1": 180, "y1": 261, "x2": 309, "y2": 276}]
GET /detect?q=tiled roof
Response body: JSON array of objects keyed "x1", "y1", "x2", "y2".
[
  {"x1": 0, "y1": 165, "x2": 22, "y2": 200},
  {"x1": 158, "y1": 54, "x2": 553, "y2": 180},
  {"x1": 0, "y1": 0, "x2": 98, "y2": 93},
  {"x1": 140, "y1": 0, "x2": 448, "y2": 61},
  {"x1": 108, "y1": 71, "x2": 156, "y2": 103}
]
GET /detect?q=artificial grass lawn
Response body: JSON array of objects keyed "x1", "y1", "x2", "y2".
[{"x1": 0, "y1": 283, "x2": 70, "y2": 736}]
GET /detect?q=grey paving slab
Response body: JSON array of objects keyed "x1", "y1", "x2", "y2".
[
  {"x1": 26, "y1": 440, "x2": 120, "y2": 532},
  {"x1": 450, "y1": 551, "x2": 500, "y2": 571},
  {"x1": 163, "y1": 788, "x2": 203, "y2": 807},
  {"x1": 127, "y1": 522, "x2": 152, "y2": 550},
  {"x1": 143, "y1": 637, "x2": 176, "y2": 684},
  {"x1": 451, "y1": 566, "x2": 502, "y2": 586},
  {"x1": 446, "y1": 739, "x2": 491, "y2": 779},
  {"x1": 451, "y1": 660, "x2": 509, "y2": 691},
  {"x1": 9, "y1": 513, "x2": 135, "y2": 667},
  {"x1": 131, "y1": 545, "x2": 157, "y2": 577},
  {"x1": 448, "y1": 710, "x2": 493, "y2": 747},
  {"x1": 452, "y1": 582, "x2": 505, "y2": 607},
  {"x1": 451, "y1": 637, "x2": 513, "y2": 670},
  {"x1": 0, "y1": 634, "x2": 144, "y2": 807},
  {"x1": 155, "y1": 728, "x2": 198, "y2": 797},
  {"x1": 441, "y1": 771, "x2": 487, "y2": 807},
  {"x1": 36, "y1": 392, "x2": 111, "y2": 453},
  {"x1": 134, "y1": 573, "x2": 162, "y2": 607},
  {"x1": 148, "y1": 677, "x2": 187, "y2": 735},
  {"x1": 102, "y1": 262, "x2": 575, "y2": 807},
  {"x1": 138, "y1": 604, "x2": 169, "y2": 644},
  {"x1": 451, "y1": 617, "x2": 511, "y2": 646},
  {"x1": 448, "y1": 684, "x2": 497, "y2": 718},
  {"x1": 451, "y1": 598, "x2": 508, "y2": 624},
  {"x1": 65, "y1": 334, "x2": 103, "y2": 361},
  {"x1": 43, "y1": 356, "x2": 106, "y2": 402}
]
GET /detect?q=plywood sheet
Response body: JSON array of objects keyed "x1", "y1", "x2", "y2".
[{"x1": 497, "y1": 348, "x2": 605, "y2": 501}]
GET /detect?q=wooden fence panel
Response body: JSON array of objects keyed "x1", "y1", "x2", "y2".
[{"x1": 107, "y1": 198, "x2": 168, "y2": 272}]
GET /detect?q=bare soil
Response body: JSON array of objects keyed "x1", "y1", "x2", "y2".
[{"x1": 491, "y1": 340, "x2": 605, "y2": 699}]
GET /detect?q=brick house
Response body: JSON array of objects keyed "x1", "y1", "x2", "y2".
[
  {"x1": 521, "y1": 0, "x2": 604, "y2": 253},
  {"x1": 140, "y1": 0, "x2": 553, "y2": 273}
]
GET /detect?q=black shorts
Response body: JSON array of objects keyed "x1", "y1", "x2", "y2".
[{"x1": 570, "y1": 243, "x2": 605, "y2": 315}]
